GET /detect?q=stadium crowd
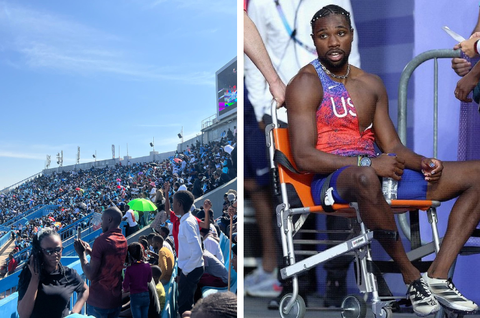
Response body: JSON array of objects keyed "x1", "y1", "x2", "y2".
[
  {"x1": 1, "y1": 137, "x2": 237, "y2": 317},
  {"x1": 0, "y1": 138, "x2": 235, "y2": 251}
]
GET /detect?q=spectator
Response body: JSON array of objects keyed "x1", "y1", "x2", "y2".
[
  {"x1": 200, "y1": 228, "x2": 224, "y2": 263},
  {"x1": 17, "y1": 228, "x2": 89, "y2": 318},
  {"x1": 123, "y1": 242, "x2": 152, "y2": 318},
  {"x1": 151, "y1": 235, "x2": 174, "y2": 284},
  {"x1": 123, "y1": 204, "x2": 140, "y2": 237},
  {"x1": 195, "y1": 201, "x2": 214, "y2": 224},
  {"x1": 164, "y1": 182, "x2": 210, "y2": 257},
  {"x1": 150, "y1": 199, "x2": 167, "y2": 235},
  {"x1": 232, "y1": 244, "x2": 237, "y2": 273},
  {"x1": 146, "y1": 278, "x2": 162, "y2": 318},
  {"x1": 3, "y1": 138, "x2": 236, "y2": 263},
  {"x1": 188, "y1": 292, "x2": 236, "y2": 318},
  {"x1": 7, "y1": 252, "x2": 17, "y2": 275},
  {"x1": 151, "y1": 265, "x2": 166, "y2": 312},
  {"x1": 159, "y1": 226, "x2": 175, "y2": 257},
  {"x1": 174, "y1": 190, "x2": 205, "y2": 315},
  {"x1": 195, "y1": 248, "x2": 228, "y2": 302},
  {"x1": 153, "y1": 186, "x2": 165, "y2": 207},
  {"x1": 213, "y1": 169, "x2": 230, "y2": 187},
  {"x1": 74, "y1": 207, "x2": 128, "y2": 318},
  {"x1": 192, "y1": 174, "x2": 204, "y2": 199}
]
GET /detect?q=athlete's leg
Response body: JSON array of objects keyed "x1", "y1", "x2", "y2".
[
  {"x1": 334, "y1": 166, "x2": 421, "y2": 284},
  {"x1": 426, "y1": 160, "x2": 480, "y2": 278}
]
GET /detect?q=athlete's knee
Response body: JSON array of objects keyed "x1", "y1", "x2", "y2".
[
  {"x1": 352, "y1": 168, "x2": 381, "y2": 198},
  {"x1": 354, "y1": 167, "x2": 379, "y2": 188}
]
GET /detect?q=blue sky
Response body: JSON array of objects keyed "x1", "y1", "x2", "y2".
[{"x1": 0, "y1": 0, "x2": 237, "y2": 190}]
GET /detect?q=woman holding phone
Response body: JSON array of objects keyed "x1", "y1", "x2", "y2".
[{"x1": 17, "y1": 228, "x2": 89, "y2": 318}]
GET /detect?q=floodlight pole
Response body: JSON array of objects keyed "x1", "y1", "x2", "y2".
[{"x1": 152, "y1": 137, "x2": 155, "y2": 162}]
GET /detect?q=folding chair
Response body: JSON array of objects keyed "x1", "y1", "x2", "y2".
[{"x1": 265, "y1": 101, "x2": 442, "y2": 318}]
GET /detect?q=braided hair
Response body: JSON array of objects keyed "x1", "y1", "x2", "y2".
[
  {"x1": 20, "y1": 228, "x2": 62, "y2": 280},
  {"x1": 310, "y1": 5, "x2": 352, "y2": 32}
]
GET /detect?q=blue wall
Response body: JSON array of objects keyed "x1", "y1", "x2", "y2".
[{"x1": 413, "y1": 0, "x2": 480, "y2": 302}]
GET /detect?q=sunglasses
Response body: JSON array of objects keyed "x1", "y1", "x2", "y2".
[{"x1": 42, "y1": 247, "x2": 63, "y2": 256}]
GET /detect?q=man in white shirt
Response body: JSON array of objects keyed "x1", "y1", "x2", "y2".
[
  {"x1": 122, "y1": 204, "x2": 139, "y2": 237},
  {"x1": 200, "y1": 227, "x2": 224, "y2": 264},
  {"x1": 149, "y1": 184, "x2": 157, "y2": 201},
  {"x1": 174, "y1": 190, "x2": 204, "y2": 316}
]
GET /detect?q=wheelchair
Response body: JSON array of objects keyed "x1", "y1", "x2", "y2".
[{"x1": 265, "y1": 101, "x2": 443, "y2": 318}]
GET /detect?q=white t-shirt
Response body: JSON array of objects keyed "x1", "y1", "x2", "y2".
[
  {"x1": 149, "y1": 187, "x2": 157, "y2": 201},
  {"x1": 124, "y1": 209, "x2": 138, "y2": 227},
  {"x1": 203, "y1": 235, "x2": 224, "y2": 264}
]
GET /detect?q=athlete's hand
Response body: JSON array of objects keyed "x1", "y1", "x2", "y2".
[
  {"x1": 421, "y1": 157, "x2": 443, "y2": 182},
  {"x1": 451, "y1": 57, "x2": 471, "y2": 77},
  {"x1": 371, "y1": 154, "x2": 405, "y2": 181}
]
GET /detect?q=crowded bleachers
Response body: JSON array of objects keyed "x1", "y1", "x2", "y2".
[
  {"x1": 0, "y1": 136, "x2": 237, "y2": 317},
  {"x1": 1, "y1": 138, "x2": 235, "y2": 259}
]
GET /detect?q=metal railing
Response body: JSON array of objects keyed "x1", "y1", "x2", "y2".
[
  {"x1": 0, "y1": 172, "x2": 43, "y2": 194},
  {"x1": 2, "y1": 205, "x2": 47, "y2": 228},
  {"x1": 397, "y1": 49, "x2": 462, "y2": 240},
  {"x1": 201, "y1": 113, "x2": 218, "y2": 130}
]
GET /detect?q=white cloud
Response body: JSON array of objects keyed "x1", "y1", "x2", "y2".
[
  {"x1": 172, "y1": 0, "x2": 236, "y2": 15},
  {"x1": 0, "y1": 2, "x2": 217, "y2": 85},
  {"x1": 147, "y1": 0, "x2": 236, "y2": 15},
  {"x1": 135, "y1": 123, "x2": 182, "y2": 128},
  {"x1": 0, "y1": 150, "x2": 45, "y2": 160},
  {"x1": 150, "y1": 0, "x2": 168, "y2": 8}
]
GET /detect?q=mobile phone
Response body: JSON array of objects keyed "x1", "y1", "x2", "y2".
[{"x1": 77, "y1": 226, "x2": 82, "y2": 240}]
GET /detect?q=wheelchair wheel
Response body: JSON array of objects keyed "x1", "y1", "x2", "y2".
[
  {"x1": 383, "y1": 307, "x2": 393, "y2": 318},
  {"x1": 279, "y1": 293, "x2": 306, "y2": 318},
  {"x1": 374, "y1": 307, "x2": 393, "y2": 318},
  {"x1": 341, "y1": 295, "x2": 367, "y2": 318}
]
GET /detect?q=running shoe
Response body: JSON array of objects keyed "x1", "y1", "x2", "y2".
[
  {"x1": 244, "y1": 267, "x2": 277, "y2": 294},
  {"x1": 422, "y1": 273, "x2": 478, "y2": 312},
  {"x1": 406, "y1": 277, "x2": 441, "y2": 316},
  {"x1": 246, "y1": 278, "x2": 283, "y2": 298}
]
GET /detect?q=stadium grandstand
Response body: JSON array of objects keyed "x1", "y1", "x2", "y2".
[{"x1": 0, "y1": 92, "x2": 237, "y2": 317}]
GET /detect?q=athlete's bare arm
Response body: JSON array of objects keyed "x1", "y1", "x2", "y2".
[{"x1": 367, "y1": 74, "x2": 443, "y2": 181}]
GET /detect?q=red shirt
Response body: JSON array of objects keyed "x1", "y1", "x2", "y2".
[
  {"x1": 170, "y1": 211, "x2": 202, "y2": 257},
  {"x1": 8, "y1": 257, "x2": 17, "y2": 273},
  {"x1": 88, "y1": 228, "x2": 128, "y2": 309}
]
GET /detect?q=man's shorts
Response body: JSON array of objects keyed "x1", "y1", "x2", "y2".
[{"x1": 311, "y1": 167, "x2": 428, "y2": 206}]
